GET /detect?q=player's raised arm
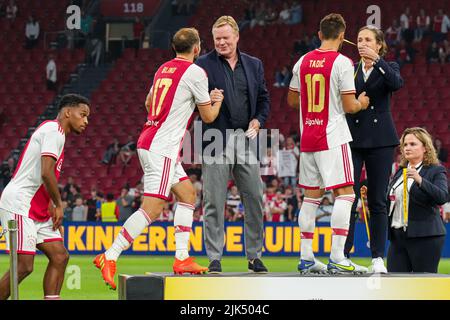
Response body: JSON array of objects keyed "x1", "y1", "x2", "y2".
[
  {"x1": 41, "y1": 155, "x2": 64, "y2": 230},
  {"x1": 197, "y1": 88, "x2": 224, "y2": 123}
]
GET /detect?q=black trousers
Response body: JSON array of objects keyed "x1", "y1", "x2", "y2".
[
  {"x1": 344, "y1": 146, "x2": 395, "y2": 259},
  {"x1": 387, "y1": 228, "x2": 445, "y2": 273}
]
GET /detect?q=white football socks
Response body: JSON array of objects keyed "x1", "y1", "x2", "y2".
[
  {"x1": 105, "y1": 208, "x2": 152, "y2": 261},
  {"x1": 174, "y1": 202, "x2": 195, "y2": 261},
  {"x1": 299, "y1": 197, "x2": 321, "y2": 261},
  {"x1": 330, "y1": 195, "x2": 355, "y2": 263}
]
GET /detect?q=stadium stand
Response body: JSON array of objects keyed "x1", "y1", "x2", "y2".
[{"x1": 0, "y1": 0, "x2": 448, "y2": 201}]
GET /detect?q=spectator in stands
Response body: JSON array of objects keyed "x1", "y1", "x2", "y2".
[
  {"x1": 78, "y1": 10, "x2": 93, "y2": 47},
  {"x1": 159, "y1": 203, "x2": 174, "y2": 221},
  {"x1": 0, "y1": 157, "x2": 15, "y2": 191},
  {"x1": 238, "y1": 1, "x2": 255, "y2": 31},
  {"x1": 415, "y1": 9, "x2": 431, "y2": 42},
  {"x1": 399, "y1": 7, "x2": 414, "y2": 44},
  {"x1": 260, "y1": 148, "x2": 277, "y2": 182},
  {"x1": 101, "y1": 138, "x2": 121, "y2": 165},
  {"x1": 193, "y1": 207, "x2": 203, "y2": 222},
  {"x1": 251, "y1": 2, "x2": 267, "y2": 28},
  {"x1": 443, "y1": 201, "x2": 450, "y2": 223},
  {"x1": 434, "y1": 137, "x2": 448, "y2": 164},
  {"x1": 386, "y1": 127, "x2": 448, "y2": 273},
  {"x1": 273, "y1": 65, "x2": 292, "y2": 87},
  {"x1": 88, "y1": 14, "x2": 105, "y2": 67},
  {"x1": 345, "y1": 25, "x2": 404, "y2": 273},
  {"x1": 263, "y1": 185, "x2": 276, "y2": 221},
  {"x1": 63, "y1": 176, "x2": 78, "y2": 194},
  {"x1": 269, "y1": 191, "x2": 287, "y2": 222},
  {"x1": 288, "y1": 1, "x2": 302, "y2": 25},
  {"x1": 185, "y1": 163, "x2": 202, "y2": 180},
  {"x1": 5, "y1": 0, "x2": 17, "y2": 24},
  {"x1": 226, "y1": 185, "x2": 242, "y2": 220},
  {"x1": 287, "y1": 187, "x2": 303, "y2": 222},
  {"x1": 310, "y1": 34, "x2": 321, "y2": 49},
  {"x1": 94, "y1": 192, "x2": 105, "y2": 220},
  {"x1": 439, "y1": 40, "x2": 450, "y2": 63},
  {"x1": 72, "y1": 196, "x2": 87, "y2": 221},
  {"x1": 385, "y1": 19, "x2": 401, "y2": 46},
  {"x1": 279, "y1": 136, "x2": 299, "y2": 189},
  {"x1": 133, "y1": 17, "x2": 144, "y2": 55},
  {"x1": 100, "y1": 193, "x2": 119, "y2": 222},
  {"x1": 46, "y1": 54, "x2": 57, "y2": 91},
  {"x1": 66, "y1": 185, "x2": 81, "y2": 209},
  {"x1": 293, "y1": 34, "x2": 312, "y2": 56},
  {"x1": 116, "y1": 187, "x2": 134, "y2": 222},
  {"x1": 316, "y1": 197, "x2": 332, "y2": 222},
  {"x1": 391, "y1": 153, "x2": 402, "y2": 177},
  {"x1": 86, "y1": 188, "x2": 99, "y2": 221},
  {"x1": 395, "y1": 40, "x2": 416, "y2": 68},
  {"x1": 0, "y1": 0, "x2": 6, "y2": 18},
  {"x1": 25, "y1": 15, "x2": 39, "y2": 49},
  {"x1": 432, "y1": 9, "x2": 450, "y2": 43},
  {"x1": 264, "y1": 6, "x2": 278, "y2": 25},
  {"x1": 278, "y1": 2, "x2": 290, "y2": 24},
  {"x1": 427, "y1": 41, "x2": 441, "y2": 63},
  {"x1": 188, "y1": 174, "x2": 202, "y2": 208},
  {"x1": 119, "y1": 135, "x2": 137, "y2": 168},
  {"x1": 174, "y1": 0, "x2": 194, "y2": 15}
]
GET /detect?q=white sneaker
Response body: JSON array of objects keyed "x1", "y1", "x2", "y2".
[
  {"x1": 369, "y1": 257, "x2": 388, "y2": 273},
  {"x1": 328, "y1": 258, "x2": 368, "y2": 274}
]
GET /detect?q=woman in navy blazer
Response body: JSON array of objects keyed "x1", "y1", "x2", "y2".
[
  {"x1": 386, "y1": 127, "x2": 448, "y2": 273},
  {"x1": 344, "y1": 26, "x2": 404, "y2": 273}
]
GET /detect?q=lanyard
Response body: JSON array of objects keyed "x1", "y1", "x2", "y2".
[{"x1": 354, "y1": 59, "x2": 362, "y2": 79}]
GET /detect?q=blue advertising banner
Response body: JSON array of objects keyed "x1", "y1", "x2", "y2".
[{"x1": 1, "y1": 222, "x2": 450, "y2": 257}]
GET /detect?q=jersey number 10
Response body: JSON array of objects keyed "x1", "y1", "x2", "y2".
[
  {"x1": 305, "y1": 73, "x2": 325, "y2": 113},
  {"x1": 151, "y1": 78, "x2": 173, "y2": 117}
]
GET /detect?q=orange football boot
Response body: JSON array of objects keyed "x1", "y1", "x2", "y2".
[
  {"x1": 93, "y1": 253, "x2": 117, "y2": 290},
  {"x1": 173, "y1": 257, "x2": 208, "y2": 275}
]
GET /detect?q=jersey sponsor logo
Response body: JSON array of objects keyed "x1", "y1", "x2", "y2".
[
  {"x1": 305, "y1": 118, "x2": 324, "y2": 126},
  {"x1": 56, "y1": 158, "x2": 63, "y2": 172},
  {"x1": 145, "y1": 120, "x2": 160, "y2": 127}
]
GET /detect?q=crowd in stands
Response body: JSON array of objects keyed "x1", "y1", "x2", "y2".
[
  {"x1": 238, "y1": 0, "x2": 302, "y2": 31},
  {"x1": 0, "y1": 1, "x2": 449, "y2": 226}
]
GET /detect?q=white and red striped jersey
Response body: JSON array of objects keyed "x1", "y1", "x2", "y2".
[
  {"x1": 289, "y1": 49, "x2": 355, "y2": 152},
  {"x1": 0, "y1": 120, "x2": 65, "y2": 221},
  {"x1": 137, "y1": 57, "x2": 210, "y2": 160}
]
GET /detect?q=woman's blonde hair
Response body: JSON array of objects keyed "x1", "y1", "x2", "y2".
[
  {"x1": 399, "y1": 127, "x2": 440, "y2": 167},
  {"x1": 358, "y1": 25, "x2": 388, "y2": 57},
  {"x1": 212, "y1": 15, "x2": 239, "y2": 35}
]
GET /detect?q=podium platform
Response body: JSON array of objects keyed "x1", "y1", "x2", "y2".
[{"x1": 118, "y1": 272, "x2": 450, "y2": 300}]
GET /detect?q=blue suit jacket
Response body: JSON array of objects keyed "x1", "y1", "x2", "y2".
[
  {"x1": 346, "y1": 58, "x2": 403, "y2": 148},
  {"x1": 195, "y1": 50, "x2": 270, "y2": 150},
  {"x1": 387, "y1": 164, "x2": 448, "y2": 239}
]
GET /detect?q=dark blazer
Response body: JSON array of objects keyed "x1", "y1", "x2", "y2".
[
  {"x1": 387, "y1": 164, "x2": 449, "y2": 239},
  {"x1": 346, "y1": 58, "x2": 403, "y2": 148},
  {"x1": 195, "y1": 50, "x2": 270, "y2": 150}
]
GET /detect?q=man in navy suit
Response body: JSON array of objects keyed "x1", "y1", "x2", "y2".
[{"x1": 195, "y1": 16, "x2": 270, "y2": 273}]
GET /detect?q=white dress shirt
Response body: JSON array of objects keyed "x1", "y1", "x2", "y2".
[
  {"x1": 389, "y1": 162, "x2": 423, "y2": 229},
  {"x1": 362, "y1": 60, "x2": 374, "y2": 82}
]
